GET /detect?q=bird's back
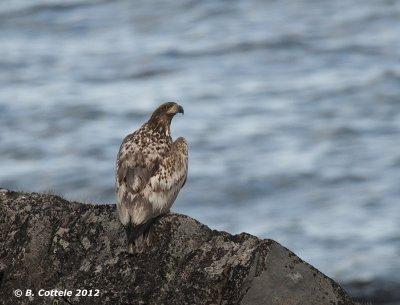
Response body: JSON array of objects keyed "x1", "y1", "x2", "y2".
[{"x1": 116, "y1": 123, "x2": 172, "y2": 224}]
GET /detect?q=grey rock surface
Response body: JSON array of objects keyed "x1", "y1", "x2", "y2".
[{"x1": 0, "y1": 189, "x2": 355, "y2": 305}]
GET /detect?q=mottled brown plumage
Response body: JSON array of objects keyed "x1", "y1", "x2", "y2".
[{"x1": 115, "y1": 102, "x2": 187, "y2": 252}]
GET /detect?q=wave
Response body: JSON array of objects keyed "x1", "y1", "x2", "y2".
[
  {"x1": 81, "y1": 67, "x2": 176, "y2": 83},
  {"x1": 161, "y1": 36, "x2": 308, "y2": 58},
  {"x1": 0, "y1": 0, "x2": 109, "y2": 19},
  {"x1": 344, "y1": 279, "x2": 400, "y2": 305}
]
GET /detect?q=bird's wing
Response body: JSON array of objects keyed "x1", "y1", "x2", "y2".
[
  {"x1": 116, "y1": 134, "x2": 158, "y2": 194},
  {"x1": 116, "y1": 133, "x2": 160, "y2": 225},
  {"x1": 148, "y1": 137, "x2": 188, "y2": 213}
]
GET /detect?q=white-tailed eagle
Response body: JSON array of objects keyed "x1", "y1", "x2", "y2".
[{"x1": 116, "y1": 102, "x2": 187, "y2": 253}]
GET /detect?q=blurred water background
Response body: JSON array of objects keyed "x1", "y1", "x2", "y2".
[{"x1": 1, "y1": 0, "x2": 399, "y2": 301}]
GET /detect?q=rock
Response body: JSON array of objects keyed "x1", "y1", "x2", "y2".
[{"x1": 0, "y1": 190, "x2": 356, "y2": 305}]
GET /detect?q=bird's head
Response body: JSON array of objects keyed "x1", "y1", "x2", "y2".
[{"x1": 148, "y1": 102, "x2": 184, "y2": 129}]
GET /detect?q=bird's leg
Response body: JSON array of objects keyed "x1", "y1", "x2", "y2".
[
  {"x1": 143, "y1": 223, "x2": 156, "y2": 246},
  {"x1": 139, "y1": 218, "x2": 157, "y2": 247},
  {"x1": 134, "y1": 234, "x2": 146, "y2": 253},
  {"x1": 125, "y1": 218, "x2": 157, "y2": 253},
  {"x1": 143, "y1": 213, "x2": 170, "y2": 246},
  {"x1": 125, "y1": 214, "x2": 170, "y2": 253},
  {"x1": 128, "y1": 243, "x2": 134, "y2": 254}
]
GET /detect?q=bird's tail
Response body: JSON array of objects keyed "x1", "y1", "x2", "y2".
[
  {"x1": 125, "y1": 219, "x2": 156, "y2": 253},
  {"x1": 125, "y1": 224, "x2": 135, "y2": 253}
]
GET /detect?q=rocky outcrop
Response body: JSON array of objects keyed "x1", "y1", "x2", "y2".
[{"x1": 0, "y1": 189, "x2": 356, "y2": 305}]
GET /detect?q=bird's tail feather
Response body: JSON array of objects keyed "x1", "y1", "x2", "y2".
[{"x1": 125, "y1": 218, "x2": 156, "y2": 253}]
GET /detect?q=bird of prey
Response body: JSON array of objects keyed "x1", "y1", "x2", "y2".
[{"x1": 115, "y1": 102, "x2": 187, "y2": 253}]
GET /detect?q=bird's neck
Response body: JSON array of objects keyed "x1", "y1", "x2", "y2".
[{"x1": 147, "y1": 119, "x2": 172, "y2": 138}]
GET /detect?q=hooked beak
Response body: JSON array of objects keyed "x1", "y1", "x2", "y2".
[{"x1": 177, "y1": 105, "x2": 184, "y2": 115}]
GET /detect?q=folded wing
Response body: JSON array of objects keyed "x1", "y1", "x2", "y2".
[
  {"x1": 147, "y1": 137, "x2": 188, "y2": 214},
  {"x1": 116, "y1": 134, "x2": 159, "y2": 225}
]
